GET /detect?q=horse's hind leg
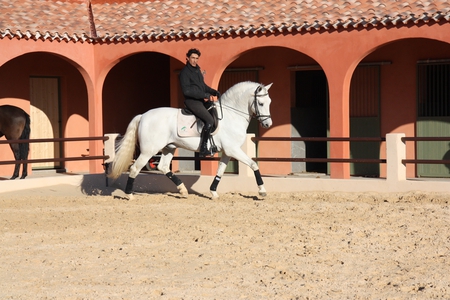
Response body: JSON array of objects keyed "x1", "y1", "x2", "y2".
[
  {"x1": 157, "y1": 148, "x2": 188, "y2": 198},
  {"x1": 19, "y1": 142, "x2": 29, "y2": 179},
  {"x1": 122, "y1": 152, "x2": 153, "y2": 199},
  {"x1": 9, "y1": 143, "x2": 21, "y2": 180},
  {"x1": 209, "y1": 155, "x2": 231, "y2": 199}
]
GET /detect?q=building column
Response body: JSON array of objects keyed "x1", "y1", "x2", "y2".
[
  {"x1": 88, "y1": 82, "x2": 104, "y2": 174},
  {"x1": 327, "y1": 71, "x2": 351, "y2": 179}
]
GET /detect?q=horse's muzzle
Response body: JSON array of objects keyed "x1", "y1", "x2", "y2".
[{"x1": 260, "y1": 117, "x2": 272, "y2": 128}]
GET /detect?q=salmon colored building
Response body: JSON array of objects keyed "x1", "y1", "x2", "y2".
[{"x1": 1, "y1": 0, "x2": 450, "y2": 179}]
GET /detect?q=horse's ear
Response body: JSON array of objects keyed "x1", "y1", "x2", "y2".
[{"x1": 265, "y1": 83, "x2": 273, "y2": 90}]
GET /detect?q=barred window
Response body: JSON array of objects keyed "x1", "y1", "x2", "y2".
[
  {"x1": 417, "y1": 63, "x2": 450, "y2": 117},
  {"x1": 350, "y1": 65, "x2": 380, "y2": 117}
]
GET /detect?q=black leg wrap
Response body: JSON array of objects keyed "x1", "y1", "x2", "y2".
[
  {"x1": 210, "y1": 176, "x2": 221, "y2": 191},
  {"x1": 125, "y1": 177, "x2": 135, "y2": 194},
  {"x1": 254, "y1": 170, "x2": 264, "y2": 186},
  {"x1": 166, "y1": 172, "x2": 183, "y2": 186}
]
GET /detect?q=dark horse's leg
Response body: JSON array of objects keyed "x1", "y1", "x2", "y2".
[
  {"x1": 0, "y1": 133, "x2": 21, "y2": 180},
  {"x1": 18, "y1": 114, "x2": 31, "y2": 179},
  {"x1": 9, "y1": 143, "x2": 21, "y2": 180},
  {"x1": 1, "y1": 106, "x2": 31, "y2": 180}
]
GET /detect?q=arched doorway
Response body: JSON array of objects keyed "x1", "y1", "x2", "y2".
[
  {"x1": 102, "y1": 52, "x2": 172, "y2": 134},
  {"x1": 361, "y1": 38, "x2": 450, "y2": 178},
  {"x1": 0, "y1": 52, "x2": 89, "y2": 175}
]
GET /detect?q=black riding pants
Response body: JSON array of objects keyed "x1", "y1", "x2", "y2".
[{"x1": 184, "y1": 99, "x2": 214, "y2": 127}]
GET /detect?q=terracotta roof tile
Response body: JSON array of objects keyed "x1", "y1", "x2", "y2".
[{"x1": 0, "y1": 0, "x2": 449, "y2": 43}]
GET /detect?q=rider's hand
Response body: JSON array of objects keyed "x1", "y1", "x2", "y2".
[
  {"x1": 204, "y1": 95, "x2": 217, "y2": 102},
  {"x1": 204, "y1": 93, "x2": 217, "y2": 102}
]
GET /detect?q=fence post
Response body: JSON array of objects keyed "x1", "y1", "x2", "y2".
[
  {"x1": 104, "y1": 133, "x2": 119, "y2": 164},
  {"x1": 386, "y1": 133, "x2": 406, "y2": 182},
  {"x1": 238, "y1": 133, "x2": 256, "y2": 178}
]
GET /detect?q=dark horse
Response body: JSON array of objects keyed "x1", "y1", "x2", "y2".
[{"x1": 0, "y1": 105, "x2": 31, "y2": 179}]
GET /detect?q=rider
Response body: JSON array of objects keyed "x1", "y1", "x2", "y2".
[{"x1": 179, "y1": 48, "x2": 220, "y2": 157}]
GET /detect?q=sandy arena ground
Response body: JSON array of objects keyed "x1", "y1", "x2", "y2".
[{"x1": 0, "y1": 184, "x2": 449, "y2": 299}]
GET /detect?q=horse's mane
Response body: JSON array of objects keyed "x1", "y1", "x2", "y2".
[{"x1": 221, "y1": 81, "x2": 260, "y2": 106}]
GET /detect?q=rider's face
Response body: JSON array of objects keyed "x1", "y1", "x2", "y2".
[{"x1": 187, "y1": 54, "x2": 199, "y2": 67}]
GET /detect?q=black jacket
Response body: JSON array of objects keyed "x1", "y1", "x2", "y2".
[{"x1": 179, "y1": 63, "x2": 216, "y2": 101}]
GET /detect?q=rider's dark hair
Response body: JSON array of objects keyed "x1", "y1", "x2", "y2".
[{"x1": 186, "y1": 48, "x2": 201, "y2": 58}]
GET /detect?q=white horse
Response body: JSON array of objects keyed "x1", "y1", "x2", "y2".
[{"x1": 108, "y1": 81, "x2": 273, "y2": 199}]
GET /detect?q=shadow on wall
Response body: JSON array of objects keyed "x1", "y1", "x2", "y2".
[{"x1": 443, "y1": 143, "x2": 450, "y2": 174}]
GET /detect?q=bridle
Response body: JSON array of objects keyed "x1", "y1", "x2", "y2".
[{"x1": 252, "y1": 85, "x2": 271, "y2": 123}]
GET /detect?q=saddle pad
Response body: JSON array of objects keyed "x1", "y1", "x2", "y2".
[{"x1": 177, "y1": 110, "x2": 201, "y2": 137}]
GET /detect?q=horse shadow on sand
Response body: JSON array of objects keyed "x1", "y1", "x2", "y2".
[{"x1": 79, "y1": 172, "x2": 210, "y2": 199}]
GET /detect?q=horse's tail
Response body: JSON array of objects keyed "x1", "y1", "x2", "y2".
[
  {"x1": 108, "y1": 114, "x2": 142, "y2": 179},
  {"x1": 19, "y1": 113, "x2": 31, "y2": 160}
]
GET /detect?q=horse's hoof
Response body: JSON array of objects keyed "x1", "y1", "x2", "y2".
[
  {"x1": 210, "y1": 190, "x2": 219, "y2": 200},
  {"x1": 179, "y1": 192, "x2": 188, "y2": 199},
  {"x1": 112, "y1": 190, "x2": 133, "y2": 200},
  {"x1": 258, "y1": 185, "x2": 267, "y2": 199},
  {"x1": 258, "y1": 192, "x2": 267, "y2": 200},
  {"x1": 177, "y1": 183, "x2": 188, "y2": 198}
]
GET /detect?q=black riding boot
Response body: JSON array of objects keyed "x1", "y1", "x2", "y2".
[{"x1": 199, "y1": 124, "x2": 213, "y2": 157}]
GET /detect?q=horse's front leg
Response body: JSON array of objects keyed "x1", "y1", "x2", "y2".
[
  {"x1": 209, "y1": 155, "x2": 231, "y2": 199},
  {"x1": 157, "y1": 148, "x2": 188, "y2": 198},
  {"x1": 20, "y1": 164, "x2": 28, "y2": 179},
  {"x1": 226, "y1": 147, "x2": 267, "y2": 198}
]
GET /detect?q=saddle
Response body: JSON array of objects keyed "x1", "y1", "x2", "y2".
[{"x1": 177, "y1": 103, "x2": 219, "y2": 137}]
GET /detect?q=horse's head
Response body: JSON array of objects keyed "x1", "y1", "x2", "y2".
[{"x1": 251, "y1": 83, "x2": 273, "y2": 128}]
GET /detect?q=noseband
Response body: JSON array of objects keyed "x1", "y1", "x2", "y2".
[{"x1": 253, "y1": 86, "x2": 271, "y2": 123}]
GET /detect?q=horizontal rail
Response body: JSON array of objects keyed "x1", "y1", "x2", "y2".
[
  {"x1": 254, "y1": 136, "x2": 450, "y2": 142},
  {"x1": 402, "y1": 137, "x2": 450, "y2": 142},
  {"x1": 0, "y1": 136, "x2": 110, "y2": 167},
  {"x1": 251, "y1": 136, "x2": 450, "y2": 164},
  {"x1": 172, "y1": 156, "x2": 221, "y2": 161},
  {"x1": 4, "y1": 135, "x2": 450, "y2": 170},
  {"x1": 0, "y1": 136, "x2": 109, "y2": 145},
  {"x1": 403, "y1": 159, "x2": 450, "y2": 164},
  {"x1": 170, "y1": 156, "x2": 386, "y2": 164},
  {"x1": 252, "y1": 137, "x2": 386, "y2": 142},
  {"x1": 254, "y1": 157, "x2": 386, "y2": 163},
  {"x1": 0, "y1": 156, "x2": 109, "y2": 166},
  {"x1": 249, "y1": 136, "x2": 386, "y2": 164}
]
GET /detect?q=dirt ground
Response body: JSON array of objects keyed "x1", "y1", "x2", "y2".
[{"x1": 0, "y1": 185, "x2": 449, "y2": 299}]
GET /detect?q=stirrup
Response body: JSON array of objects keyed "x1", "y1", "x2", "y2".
[{"x1": 199, "y1": 148, "x2": 214, "y2": 157}]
